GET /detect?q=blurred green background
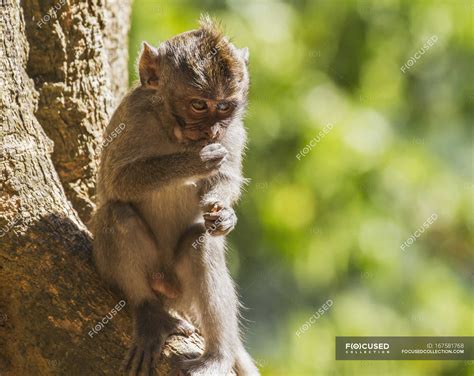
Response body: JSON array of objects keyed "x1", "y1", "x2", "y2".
[{"x1": 128, "y1": 1, "x2": 473, "y2": 375}]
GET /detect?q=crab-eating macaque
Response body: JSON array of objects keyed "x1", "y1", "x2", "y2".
[{"x1": 90, "y1": 15, "x2": 259, "y2": 376}]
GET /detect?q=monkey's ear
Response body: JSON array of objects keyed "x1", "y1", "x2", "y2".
[
  {"x1": 240, "y1": 47, "x2": 249, "y2": 65},
  {"x1": 139, "y1": 42, "x2": 160, "y2": 88}
]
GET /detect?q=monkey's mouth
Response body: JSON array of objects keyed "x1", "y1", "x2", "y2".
[{"x1": 172, "y1": 113, "x2": 222, "y2": 142}]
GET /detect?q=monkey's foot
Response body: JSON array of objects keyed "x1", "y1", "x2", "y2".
[
  {"x1": 124, "y1": 301, "x2": 179, "y2": 376},
  {"x1": 203, "y1": 202, "x2": 237, "y2": 236},
  {"x1": 170, "y1": 318, "x2": 195, "y2": 337},
  {"x1": 123, "y1": 336, "x2": 164, "y2": 376}
]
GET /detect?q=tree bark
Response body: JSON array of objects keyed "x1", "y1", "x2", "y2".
[
  {"x1": 102, "y1": 0, "x2": 133, "y2": 103},
  {"x1": 0, "y1": 1, "x2": 203, "y2": 375},
  {"x1": 21, "y1": 0, "x2": 132, "y2": 223}
]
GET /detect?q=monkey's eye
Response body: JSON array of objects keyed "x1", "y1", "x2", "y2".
[
  {"x1": 190, "y1": 100, "x2": 208, "y2": 112},
  {"x1": 216, "y1": 102, "x2": 232, "y2": 112}
]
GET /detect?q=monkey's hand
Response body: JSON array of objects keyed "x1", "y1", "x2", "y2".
[
  {"x1": 203, "y1": 202, "x2": 237, "y2": 236},
  {"x1": 198, "y1": 143, "x2": 228, "y2": 173}
]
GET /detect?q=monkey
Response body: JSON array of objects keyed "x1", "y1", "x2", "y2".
[
  {"x1": 148, "y1": 202, "x2": 224, "y2": 300},
  {"x1": 149, "y1": 269, "x2": 180, "y2": 300},
  {"x1": 90, "y1": 15, "x2": 260, "y2": 376},
  {"x1": 149, "y1": 202, "x2": 224, "y2": 300}
]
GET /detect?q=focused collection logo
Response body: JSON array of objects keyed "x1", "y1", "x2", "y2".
[
  {"x1": 336, "y1": 336, "x2": 472, "y2": 360},
  {"x1": 345, "y1": 342, "x2": 390, "y2": 354}
]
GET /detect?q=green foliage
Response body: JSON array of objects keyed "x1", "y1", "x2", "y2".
[{"x1": 130, "y1": 1, "x2": 473, "y2": 375}]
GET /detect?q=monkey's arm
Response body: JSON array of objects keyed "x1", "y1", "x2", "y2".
[
  {"x1": 200, "y1": 169, "x2": 246, "y2": 208},
  {"x1": 198, "y1": 124, "x2": 247, "y2": 235},
  {"x1": 199, "y1": 163, "x2": 247, "y2": 236},
  {"x1": 111, "y1": 143, "x2": 227, "y2": 201},
  {"x1": 200, "y1": 122, "x2": 247, "y2": 209}
]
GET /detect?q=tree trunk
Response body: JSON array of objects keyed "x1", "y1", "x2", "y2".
[
  {"x1": 21, "y1": 0, "x2": 132, "y2": 223},
  {"x1": 0, "y1": 1, "x2": 202, "y2": 375}
]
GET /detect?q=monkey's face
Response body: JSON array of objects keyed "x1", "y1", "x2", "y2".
[
  {"x1": 170, "y1": 92, "x2": 242, "y2": 144},
  {"x1": 166, "y1": 38, "x2": 249, "y2": 145},
  {"x1": 138, "y1": 19, "x2": 249, "y2": 144},
  {"x1": 167, "y1": 44, "x2": 249, "y2": 144}
]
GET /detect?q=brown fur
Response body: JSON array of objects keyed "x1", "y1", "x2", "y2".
[{"x1": 91, "y1": 15, "x2": 258, "y2": 376}]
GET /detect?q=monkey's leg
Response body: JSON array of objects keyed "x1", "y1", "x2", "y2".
[
  {"x1": 93, "y1": 202, "x2": 188, "y2": 376},
  {"x1": 173, "y1": 230, "x2": 258, "y2": 376},
  {"x1": 234, "y1": 344, "x2": 260, "y2": 376},
  {"x1": 150, "y1": 270, "x2": 181, "y2": 299},
  {"x1": 173, "y1": 225, "x2": 260, "y2": 376}
]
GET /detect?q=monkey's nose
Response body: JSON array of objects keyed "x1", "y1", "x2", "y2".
[{"x1": 204, "y1": 126, "x2": 219, "y2": 140}]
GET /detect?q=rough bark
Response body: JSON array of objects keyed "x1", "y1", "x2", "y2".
[
  {"x1": 0, "y1": 1, "x2": 204, "y2": 375},
  {"x1": 21, "y1": 0, "x2": 131, "y2": 223},
  {"x1": 103, "y1": 0, "x2": 133, "y2": 102}
]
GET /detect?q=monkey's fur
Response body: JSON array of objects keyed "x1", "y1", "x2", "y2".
[{"x1": 91, "y1": 16, "x2": 259, "y2": 376}]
